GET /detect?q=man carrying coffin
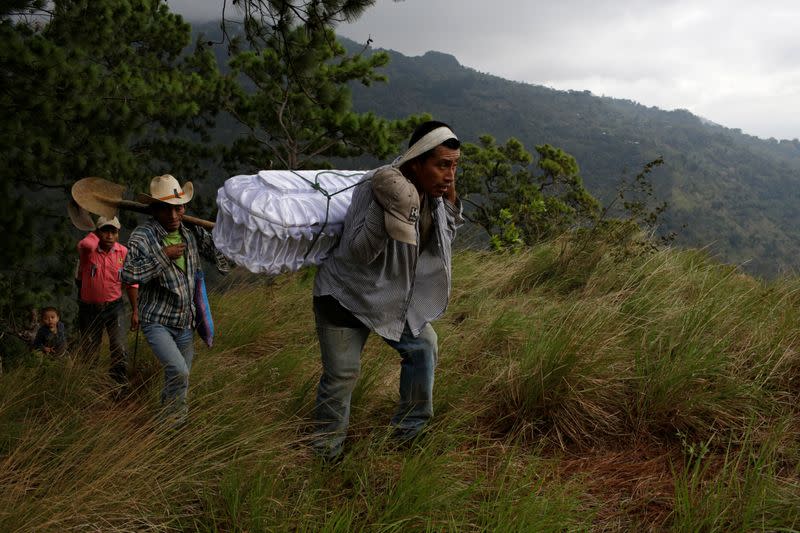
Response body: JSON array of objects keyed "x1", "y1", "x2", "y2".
[{"x1": 312, "y1": 120, "x2": 463, "y2": 460}]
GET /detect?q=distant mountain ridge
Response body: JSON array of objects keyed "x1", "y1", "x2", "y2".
[
  {"x1": 342, "y1": 38, "x2": 800, "y2": 277},
  {"x1": 188, "y1": 18, "x2": 800, "y2": 277}
]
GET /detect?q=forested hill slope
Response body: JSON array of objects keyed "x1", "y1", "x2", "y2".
[{"x1": 342, "y1": 39, "x2": 800, "y2": 278}]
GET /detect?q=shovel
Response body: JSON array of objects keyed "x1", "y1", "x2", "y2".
[
  {"x1": 67, "y1": 197, "x2": 96, "y2": 231},
  {"x1": 71, "y1": 177, "x2": 215, "y2": 229}
]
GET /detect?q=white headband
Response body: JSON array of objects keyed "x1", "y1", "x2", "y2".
[{"x1": 392, "y1": 126, "x2": 458, "y2": 168}]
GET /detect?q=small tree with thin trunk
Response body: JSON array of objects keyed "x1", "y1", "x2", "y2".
[{"x1": 220, "y1": 0, "x2": 421, "y2": 171}]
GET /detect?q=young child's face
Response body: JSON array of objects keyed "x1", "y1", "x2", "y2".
[{"x1": 42, "y1": 310, "x2": 59, "y2": 330}]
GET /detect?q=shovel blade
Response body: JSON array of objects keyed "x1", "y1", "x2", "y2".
[
  {"x1": 71, "y1": 177, "x2": 125, "y2": 218},
  {"x1": 67, "y1": 198, "x2": 96, "y2": 231}
]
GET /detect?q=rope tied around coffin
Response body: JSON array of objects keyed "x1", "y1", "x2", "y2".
[{"x1": 287, "y1": 169, "x2": 365, "y2": 264}]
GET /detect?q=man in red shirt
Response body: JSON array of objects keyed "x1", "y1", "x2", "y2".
[{"x1": 76, "y1": 215, "x2": 138, "y2": 385}]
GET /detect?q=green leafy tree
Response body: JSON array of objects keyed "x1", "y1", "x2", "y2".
[
  {"x1": 219, "y1": 0, "x2": 420, "y2": 170},
  {"x1": 0, "y1": 0, "x2": 224, "y2": 356},
  {"x1": 459, "y1": 135, "x2": 601, "y2": 249},
  {"x1": 591, "y1": 156, "x2": 677, "y2": 257}
]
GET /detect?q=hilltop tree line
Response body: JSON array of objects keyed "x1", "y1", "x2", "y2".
[{"x1": 0, "y1": 0, "x2": 664, "y2": 359}]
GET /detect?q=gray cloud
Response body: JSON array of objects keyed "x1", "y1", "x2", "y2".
[
  {"x1": 167, "y1": 0, "x2": 221, "y2": 21},
  {"x1": 168, "y1": 0, "x2": 800, "y2": 140}
]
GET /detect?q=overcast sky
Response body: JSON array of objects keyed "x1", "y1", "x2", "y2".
[{"x1": 168, "y1": 0, "x2": 800, "y2": 140}]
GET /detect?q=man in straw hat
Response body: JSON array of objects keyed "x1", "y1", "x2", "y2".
[
  {"x1": 76, "y1": 215, "x2": 138, "y2": 387},
  {"x1": 122, "y1": 174, "x2": 201, "y2": 427},
  {"x1": 311, "y1": 120, "x2": 463, "y2": 460}
]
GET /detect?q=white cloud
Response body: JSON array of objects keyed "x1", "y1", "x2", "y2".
[{"x1": 168, "y1": 0, "x2": 800, "y2": 139}]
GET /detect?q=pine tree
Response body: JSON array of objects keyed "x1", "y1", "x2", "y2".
[
  {"x1": 220, "y1": 0, "x2": 420, "y2": 170},
  {"x1": 0, "y1": 0, "x2": 224, "y2": 356}
]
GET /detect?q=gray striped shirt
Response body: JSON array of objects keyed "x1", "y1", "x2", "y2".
[{"x1": 314, "y1": 169, "x2": 463, "y2": 341}]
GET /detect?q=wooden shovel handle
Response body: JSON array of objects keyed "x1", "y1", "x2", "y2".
[{"x1": 117, "y1": 200, "x2": 215, "y2": 229}]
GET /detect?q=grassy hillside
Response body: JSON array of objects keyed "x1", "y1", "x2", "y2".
[{"x1": 2, "y1": 242, "x2": 799, "y2": 531}]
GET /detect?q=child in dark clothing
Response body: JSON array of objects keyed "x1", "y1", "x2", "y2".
[{"x1": 32, "y1": 307, "x2": 67, "y2": 356}]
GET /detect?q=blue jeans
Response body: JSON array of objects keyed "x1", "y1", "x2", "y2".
[
  {"x1": 141, "y1": 323, "x2": 194, "y2": 420},
  {"x1": 312, "y1": 300, "x2": 438, "y2": 458}
]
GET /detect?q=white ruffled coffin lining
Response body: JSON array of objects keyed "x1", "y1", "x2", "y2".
[{"x1": 213, "y1": 170, "x2": 367, "y2": 274}]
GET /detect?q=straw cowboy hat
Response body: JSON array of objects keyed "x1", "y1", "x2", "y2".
[{"x1": 137, "y1": 174, "x2": 193, "y2": 205}]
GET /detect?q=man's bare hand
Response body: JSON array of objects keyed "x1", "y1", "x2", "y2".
[
  {"x1": 163, "y1": 243, "x2": 186, "y2": 260},
  {"x1": 130, "y1": 311, "x2": 140, "y2": 331}
]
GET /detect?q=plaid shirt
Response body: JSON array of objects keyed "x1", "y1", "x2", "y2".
[{"x1": 122, "y1": 219, "x2": 199, "y2": 329}]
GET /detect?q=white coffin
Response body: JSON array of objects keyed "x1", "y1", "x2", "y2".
[{"x1": 213, "y1": 169, "x2": 368, "y2": 274}]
